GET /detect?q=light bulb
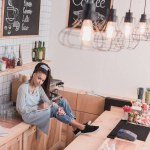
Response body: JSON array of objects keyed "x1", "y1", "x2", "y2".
[
  {"x1": 105, "y1": 21, "x2": 116, "y2": 39},
  {"x1": 138, "y1": 22, "x2": 146, "y2": 34},
  {"x1": 80, "y1": 20, "x2": 94, "y2": 46},
  {"x1": 123, "y1": 22, "x2": 133, "y2": 38}
]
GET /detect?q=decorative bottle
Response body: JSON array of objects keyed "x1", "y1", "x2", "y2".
[
  {"x1": 38, "y1": 41, "x2": 43, "y2": 62},
  {"x1": 32, "y1": 41, "x2": 38, "y2": 62},
  {"x1": 42, "y1": 41, "x2": 46, "y2": 60},
  {"x1": 2, "y1": 46, "x2": 9, "y2": 68},
  {"x1": 17, "y1": 45, "x2": 23, "y2": 66},
  {"x1": 145, "y1": 88, "x2": 150, "y2": 104},
  {"x1": 10, "y1": 46, "x2": 16, "y2": 68}
]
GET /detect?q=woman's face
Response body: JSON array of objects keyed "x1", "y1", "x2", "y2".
[{"x1": 33, "y1": 72, "x2": 47, "y2": 87}]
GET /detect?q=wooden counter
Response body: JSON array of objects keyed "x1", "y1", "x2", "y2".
[
  {"x1": 64, "y1": 111, "x2": 150, "y2": 150},
  {"x1": 0, "y1": 122, "x2": 30, "y2": 145},
  {"x1": 0, "y1": 117, "x2": 62, "y2": 150},
  {"x1": 0, "y1": 118, "x2": 30, "y2": 146}
]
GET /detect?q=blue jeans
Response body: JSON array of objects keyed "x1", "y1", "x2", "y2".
[{"x1": 50, "y1": 98, "x2": 75, "y2": 124}]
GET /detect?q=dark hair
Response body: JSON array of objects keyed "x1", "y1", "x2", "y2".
[{"x1": 30, "y1": 62, "x2": 52, "y2": 98}]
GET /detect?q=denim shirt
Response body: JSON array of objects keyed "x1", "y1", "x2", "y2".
[{"x1": 16, "y1": 81, "x2": 58, "y2": 114}]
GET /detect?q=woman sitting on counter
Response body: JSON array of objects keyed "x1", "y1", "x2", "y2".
[{"x1": 16, "y1": 62, "x2": 99, "y2": 135}]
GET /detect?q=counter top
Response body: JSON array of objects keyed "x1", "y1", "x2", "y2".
[
  {"x1": 0, "y1": 118, "x2": 30, "y2": 146},
  {"x1": 65, "y1": 111, "x2": 150, "y2": 150}
]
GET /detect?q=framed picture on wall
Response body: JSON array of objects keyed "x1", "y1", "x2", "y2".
[
  {"x1": 2, "y1": 0, "x2": 41, "y2": 36},
  {"x1": 68, "y1": 0, "x2": 111, "y2": 30}
]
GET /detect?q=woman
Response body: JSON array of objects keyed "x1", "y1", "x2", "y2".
[{"x1": 16, "y1": 62, "x2": 99, "y2": 135}]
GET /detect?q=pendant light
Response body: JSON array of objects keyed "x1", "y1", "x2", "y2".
[
  {"x1": 93, "y1": 0, "x2": 123, "y2": 52},
  {"x1": 58, "y1": 0, "x2": 98, "y2": 50},
  {"x1": 134, "y1": 0, "x2": 149, "y2": 41},
  {"x1": 119, "y1": 0, "x2": 139, "y2": 49},
  {"x1": 105, "y1": 4, "x2": 118, "y2": 39}
]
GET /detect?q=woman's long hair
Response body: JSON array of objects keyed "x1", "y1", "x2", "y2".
[{"x1": 30, "y1": 62, "x2": 52, "y2": 98}]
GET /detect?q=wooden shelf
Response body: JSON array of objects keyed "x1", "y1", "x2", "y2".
[{"x1": 0, "y1": 60, "x2": 51, "y2": 77}]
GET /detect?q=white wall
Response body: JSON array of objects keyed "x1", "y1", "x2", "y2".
[{"x1": 48, "y1": 0, "x2": 150, "y2": 99}]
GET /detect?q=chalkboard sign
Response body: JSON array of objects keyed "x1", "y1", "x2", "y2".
[
  {"x1": 68, "y1": 0, "x2": 111, "y2": 30},
  {"x1": 2, "y1": 0, "x2": 41, "y2": 36}
]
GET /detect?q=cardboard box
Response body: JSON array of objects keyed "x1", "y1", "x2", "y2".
[{"x1": 11, "y1": 79, "x2": 24, "y2": 102}]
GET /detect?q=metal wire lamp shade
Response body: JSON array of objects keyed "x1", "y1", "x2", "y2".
[
  {"x1": 58, "y1": 0, "x2": 110, "y2": 51},
  {"x1": 93, "y1": 6, "x2": 125, "y2": 52},
  {"x1": 116, "y1": 0, "x2": 140, "y2": 50},
  {"x1": 134, "y1": 0, "x2": 150, "y2": 41}
]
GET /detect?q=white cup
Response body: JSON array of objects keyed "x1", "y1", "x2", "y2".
[{"x1": 1, "y1": 62, "x2": 6, "y2": 71}]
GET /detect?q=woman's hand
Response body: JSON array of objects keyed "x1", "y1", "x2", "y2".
[
  {"x1": 57, "y1": 107, "x2": 66, "y2": 115},
  {"x1": 38, "y1": 102, "x2": 49, "y2": 110}
]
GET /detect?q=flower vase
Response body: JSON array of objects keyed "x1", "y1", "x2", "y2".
[{"x1": 123, "y1": 112, "x2": 128, "y2": 120}]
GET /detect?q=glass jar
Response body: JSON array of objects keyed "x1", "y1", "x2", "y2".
[
  {"x1": 128, "y1": 112, "x2": 134, "y2": 122},
  {"x1": 145, "y1": 88, "x2": 150, "y2": 104}
]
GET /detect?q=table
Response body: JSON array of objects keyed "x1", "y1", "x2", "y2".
[{"x1": 64, "y1": 111, "x2": 150, "y2": 150}]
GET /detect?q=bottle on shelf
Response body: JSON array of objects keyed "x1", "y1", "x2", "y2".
[
  {"x1": 42, "y1": 41, "x2": 46, "y2": 60},
  {"x1": 10, "y1": 46, "x2": 16, "y2": 68},
  {"x1": 32, "y1": 41, "x2": 38, "y2": 62},
  {"x1": 17, "y1": 45, "x2": 23, "y2": 66},
  {"x1": 37, "y1": 41, "x2": 43, "y2": 62},
  {"x1": 145, "y1": 88, "x2": 150, "y2": 104},
  {"x1": 2, "y1": 46, "x2": 9, "y2": 68}
]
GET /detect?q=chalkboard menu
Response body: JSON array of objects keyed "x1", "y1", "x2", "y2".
[
  {"x1": 68, "y1": 0, "x2": 111, "y2": 30},
  {"x1": 2, "y1": 0, "x2": 41, "y2": 36}
]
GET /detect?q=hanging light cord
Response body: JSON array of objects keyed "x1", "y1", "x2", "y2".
[
  {"x1": 129, "y1": 0, "x2": 132, "y2": 11},
  {"x1": 144, "y1": 0, "x2": 147, "y2": 14}
]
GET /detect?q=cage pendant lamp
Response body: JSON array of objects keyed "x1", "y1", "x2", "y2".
[
  {"x1": 93, "y1": 1, "x2": 124, "y2": 52},
  {"x1": 118, "y1": 0, "x2": 140, "y2": 49},
  {"x1": 58, "y1": 0, "x2": 99, "y2": 50},
  {"x1": 134, "y1": 0, "x2": 149, "y2": 41}
]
